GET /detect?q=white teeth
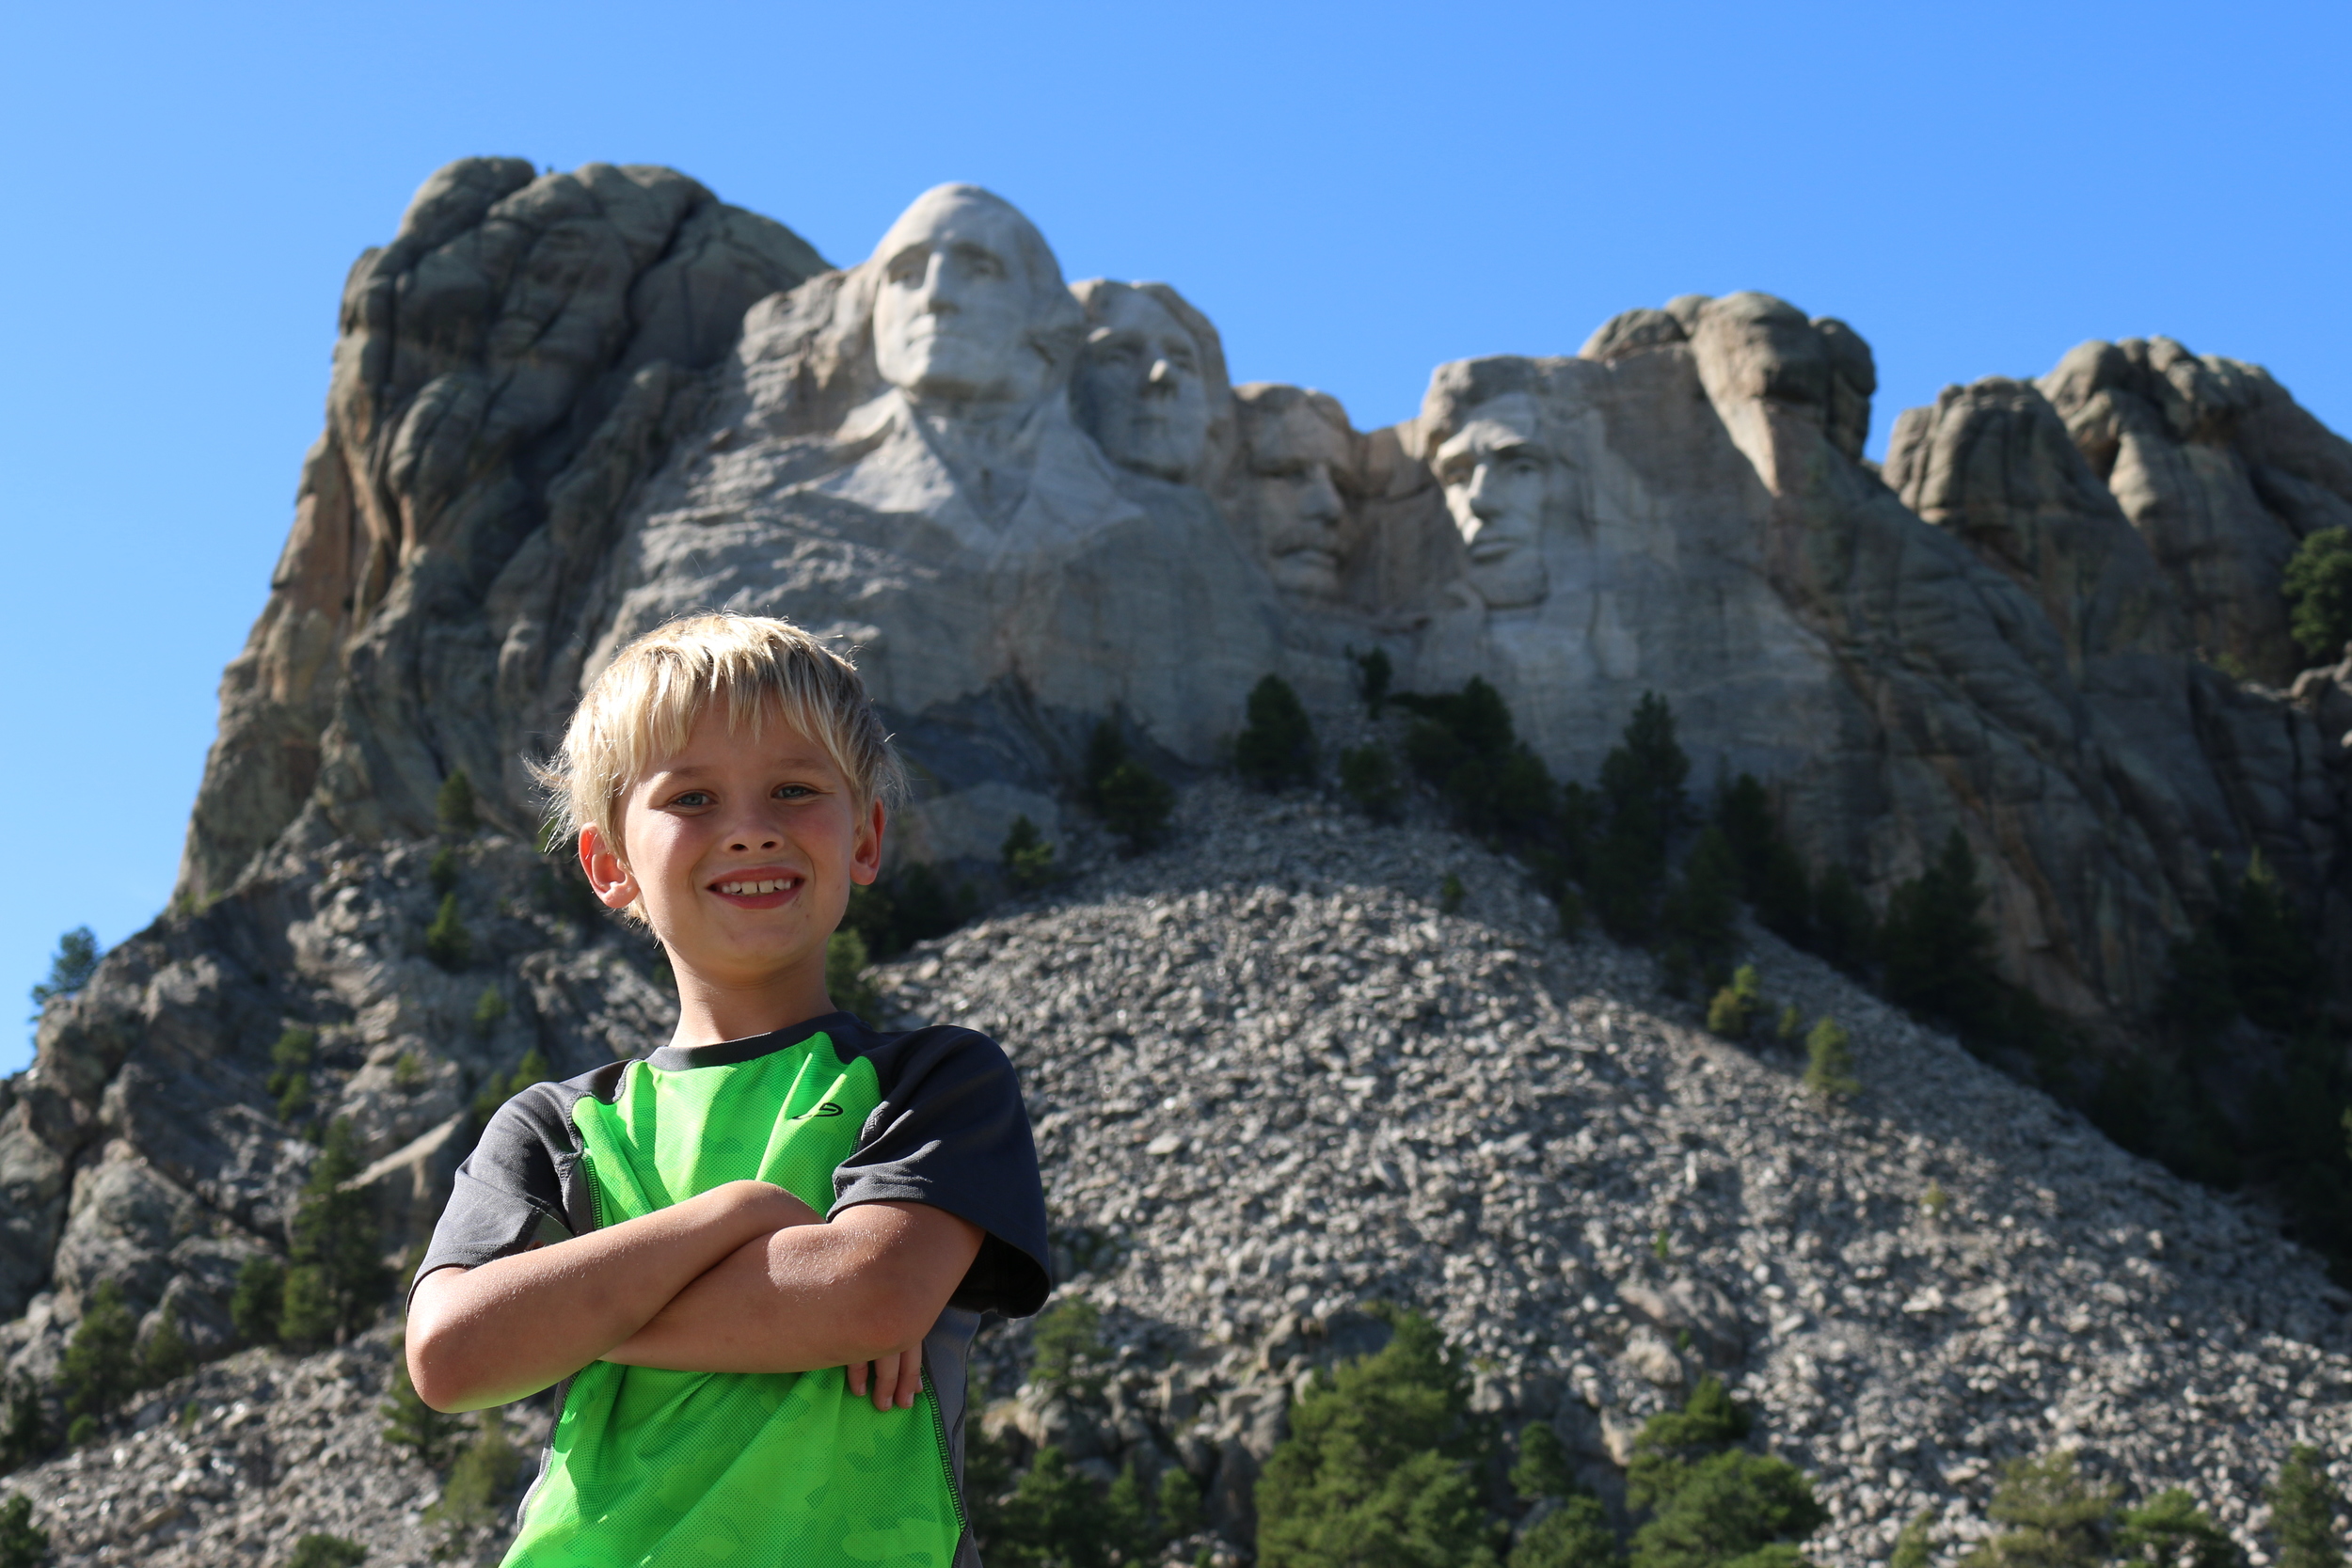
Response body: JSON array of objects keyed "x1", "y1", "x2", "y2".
[{"x1": 719, "y1": 879, "x2": 794, "y2": 895}]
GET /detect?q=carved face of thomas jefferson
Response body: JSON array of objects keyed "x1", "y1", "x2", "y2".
[
  {"x1": 871, "y1": 185, "x2": 1073, "y2": 413},
  {"x1": 1433, "y1": 392, "x2": 1552, "y2": 610},
  {"x1": 1073, "y1": 285, "x2": 1213, "y2": 482}
]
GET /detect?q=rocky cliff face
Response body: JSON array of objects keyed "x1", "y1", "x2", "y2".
[{"x1": 4, "y1": 156, "x2": 2349, "y2": 1562}]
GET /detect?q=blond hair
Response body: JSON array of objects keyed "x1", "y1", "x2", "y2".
[{"x1": 534, "y1": 614, "x2": 904, "y2": 873}]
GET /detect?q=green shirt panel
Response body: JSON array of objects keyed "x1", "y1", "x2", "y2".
[{"x1": 501, "y1": 1032, "x2": 964, "y2": 1568}]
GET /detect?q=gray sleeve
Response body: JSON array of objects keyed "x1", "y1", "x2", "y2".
[
  {"x1": 409, "y1": 1083, "x2": 589, "y2": 1305},
  {"x1": 833, "y1": 1028, "x2": 1052, "y2": 1318}
]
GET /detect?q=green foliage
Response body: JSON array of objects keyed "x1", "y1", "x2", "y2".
[
  {"x1": 1440, "y1": 875, "x2": 1467, "y2": 914},
  {"x1": 1890, "y1": 1510, "x2": 1934, "y2": 1568},
  {"x1": 2285, "y1": 526, "x2": 2352, "y2": 662},
  {"x1": 1158, "y1": 1466, "x2": 1204, "y2": 1538},
  {"x1": 1706, "y1": 966, "x2": 1765, "y2": 1041},
  {"x1": 1395, "y1": 678, "x2": 1560, "y2": 844},
  {"x1": 266, "y1": 1027, "x2": 318, "y2": 1125},
  {"x1": 1339, "y1": 744, "x2": 1404, "y2": 821},
  {"x1": 1236, "y1": 675, "x2": 1318, "y2": 790},
  {"x1": 1627, "y1": 1375, "x2": 1749, "y2": 1513},
  {"x1": 424, "y1": 893, "x2": 471, "y2": 971},
  {"x1": 1775, "y1": 1004, "x2": 1803, "y2": 1043},
  {"x1": 286, "y1": 1534, "x2": 367, "y2": 1568},
  {"x1": 1353, "y1": 646, "x2": 1394, "y2": 718},
  {"x1": 1512, "y1": 1422, "x2": 1577, "y2": 1501},
  {"x1": 1659, "y1": 944, "x2": 1694, "y2": 1001},
  {"x1": 281, "y1": 1118, "x2": 387, "y2": 1347},
  {"x1": 0, "y1": 1495, "x2": 48, "y2": 1568},
  {"x1": 2115, "y1": 1488, "x2": 2241, "y2": 1568},
  {"x1": 1513, "y1": 1495, "x2": 1619, "y2": 1568},
  {"x1": 62, "y1": 1418, "x2": 94, "y2": 1450},
  {"x1": 391, "y1": 1052, "x2": 428, "y2": 1093},
  {"x1": 139, "y1": 1309, "x2": 192, "y2": 1389},
  {"x1": 436, "y1": 768, "x2": 479, "y2": 837},
  {"x1": 1808, "y1": 866, "x2": 1876, "y2": 977},
  {"x1": 992, "y1": 1446, "x2": 1115, "y2": 1568},
  {"x1": 1103, "y1": 1460, "x2": 1159, "y2": 1565},
  {"x1": 1255, "y1": 1308, "x2": 1506, "y2": 1568},
  {"x1": 1084, "y1": 721, "x2": 1176, "y2": 854},
  {"x1": 2217, "y1": 850, "x2": 2318, "y2": 1034},
  {"x1": 380, "y1": 1344, "x2": 466, "y2": 1471},
  {"x1": 427, "y1": 847, "x2": 459, "y2": 898},
  {"x1": 471, "y1": 1048, "x2": 552, "y2": 1129},
  {"x1": 470, "y1": 986, "x2": 507, "y2": 1036},
  {"x1": 429, "y1": 1407, "x2": 520, "y2": 1531},
  {"x1": 1803, "y1": 1018, "x2": 1858, "y2": 1100},
  {"x1": 28, "y1": 927, "x2": 100, "y2": 1016},
  {"x1": 1665, "y1": 826, "x2": 1740, "y2": 974},
  {"x1": 230, "y1": 1255, "x2": 285, "y2": 1344},
  {"x1": 1028, "y1": 1298, "x2": 1106, "y2": 1398},
  {"x1": 1716, "y1": 776, "x2": 1812, "y2": 946},
  {"x1": 843, "y1": 863, "x2": 973, "y2": 958},
  {"x1": 60, "y1": 1280, "x2": 136, "y2": 1428},
  {"x1": 1588, "y1": 694, "x2": 1691, "y2": 941},
  {"x1": 1002, "y1": 816, "x2": 1060, "y2": 892},
  {"x1": 2269, "y1": 1445, "x2": 2345, "y2": 1568},
  {"x1": 826, "y1": 929, "x2": 880, "y2": 1019},
  {"x1": 1881, "y1": 831, "x2": 2001, "y2": 1038},
  {"x1": 0, "y1": 1377, "x2": 43, "y2": 1474},
  {"x1": 1960, "y1": 1451, "x2": 2116, "y2": 1568},
  {"x1": 1629, "y1": 1451, "x2": 1824, "y2": 1568}
]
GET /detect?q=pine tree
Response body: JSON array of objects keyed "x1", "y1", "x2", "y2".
[
  {"x1": 1000, "y1": 815, "x2": 1059, "y2": 890},
  {"x1": 286, "y1": 1536, "x2": 366, "y2": 1568},
  {"x1": 423, "y1": 893, "x2": 471, "y2": 971},
  {"x1": 1255, "y1": 1309, "x2": 1506, "y2": 1568},
  {"x1": 2269, "y1": 1445, "x2": 2345, "y2": 1568},
  {"x1": 1810, "y1": 864, "x2": 1876, "y2": 977},
  {"x1": 429, "y1": 1408, "x2": 520, "y2": 1531},
  {"x1": 59, "y1": 1280, "x2": 136, "y2": 1432},
  {"x1": 826, "y1": 929, "x2": 879, "y2": 1019},
  {"x1": 281, "y1": 1118, "x2": 387, "y2": 1346},
  {"x1": 2115, "y1": 1488, "x2": 2241, "y2": 1568},
  {"x1": 1157, "y1": 1467, "x2": 1204, "y2": 1538},
  {"x1": 28, "y1": 927, "x2": 100, "y2": 1015},
  {"x1": 1804, "y1": 1018, "x2": 1859, "y2": 1100},
  {"x1": 1881, "y1": 830, "x2": 2002, "y2": 1038},
  {"x1": 1353, "y1": 646, "x2": 1393, "y2": 717},
  {"x1": 380, "y1": 1342, "x2": 467, "y2": 1470},
  {"x1": 1715, "y1": 774, "x2": 1811, "y2": 945},
  {"x1": 1513, "y1": 1497, "x2": 1621, "y2": 1568},
  {"x1": 1338, "y1": 745, "x2": 1403, "y2": 821},
  {"x1": 1028, "y1": 1298, "x2": 1106, "y2": 1398},
  {"x1": 1891, "y1": 1509, "x2": 1935, "y2": 1568},
  {"x1": 137, "y1": 1309, "x2": 192, "y2": 1389},
  {"x1": 2284, "y1": 526, "x2": 2352, "y2": 663},
  {"x1": 0, "y1": 1495, "x2": 48, "y2": 1568},
  {"x1": 230, "y1": 1256, "x2": 285, "y2": 1344},
  {"x1": 1589, "y1": 694, "x2": 1691, "y2": 942},
  {"x1": 1706, "y1": 966, "x2": 1765, "y2": 1042},
  {"x1": 1103, "y1": 1460, "x2": 1159, "y2": 1564},
  {"x1": 436, "y1": 768, "x2": 480, "y2": 836},
  {"x1": 1667, "y1": 826, "x2": 1740, "y2": 974},
  {"x1": 1960, "y1": 1451, "x2": 2116, "y2": 1568},
  {"x1": 2221, "y1": 850, "x2": 2316, "y2": 1033},
  {"x1": 1512, "y1": 1423, "x2": 1577, "y2": 1501},
  {"x1": 0, "y1": 1377, "x2": 44, "y2": 1474},
  {"x1": 1236, "y1": 675, "x2": 1318, "y2": 790}
]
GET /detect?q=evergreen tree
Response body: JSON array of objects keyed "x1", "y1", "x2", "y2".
[
  {"x1": 0, "y1": 1495, "x2": 47, "y2": 1568},
  {"x1": 1102, "y1": 1460, "x2": 1159, "y2": 1564},
  {"x1": 471, "y1": 986, "x2": 508, "y2": 1035},
  {"x1": 1629, "y1": 1451, "x2": 1825, "y2": 1568},
  {"x1": 1513, "y1": 1497, "x2": 1621, "y2": 1568},
  {"x1": 1353, "y1": 646, "x2": 1394, "y2": 717},
  {"x1": 1589, "y1": 694, "x2": 1692, "y2": 942},
  {"x1": 2219, "y1": 850, "x2": 2317, "y2": 1033},
  {"x1": 137, "y1": 1308, "x2": 192, "y2": 1389},
  {"x1": 424, "y1": 893, "x2": 471, "y2": 971},
  {"x1": 266, "y1": 1026, "x2": 317, "y2": 1126},
  {"x1": 428, "y1": 846, "x2": 460, "y2": 897},
  {"x1": 992, "y1": 1446, "x2": 1112, "y2": 1568},
  {"x1": 470, "y1": 1048, "x2": 552, "y2": 1130},
  {"x1": 1338, "y1": 745, "x2": 1404, "y2": 821},
  {"x1": 1891, "y1": 1509, "x2": 1935, "y2": 1568},
  {"x1": 1256, "y1": 1308, "x2": 1506, "y2": 1568},
  {"x1": 1084, "y1": 720, "x2": 1175, "y2": 852},
  {"x1": 28, "y1": 927, "x2": 100, "y2": 1015},
  {"x1": 1001, "y1": 816, "x2": 1059, "y2": 891},
  {"x1": 826, "y1": 929, "x2": 879, "y2": 1018},
  {"x1": 1804, "y1": 1018, "x2": 1859, "y2": 1101},
  {"x1": 2269, "y1": 1445, "x2": 2345, "y2": 1568},
  {"x1": 2115, "y1": 1488, "x2": 2242, "y2": 1568},
  {"x1": 1028, "y1": 1298, "x2": 1106, "y2": 1398},
  {"x1": 429, "y1": 1408, "x2": 520, "y2": 1532},
  {"x1": 281, "y1": 1118, "x2": 388, "y2": 1346},
  {"x1": 1715, "y1": 775, "x2": 1812, "y2": 945},
  {"x1": 2162, "y1": 927, "x2": 2237, "y2": 1048},
  {"x1": 230, "y1": 1256, "x2": 285, "y2": 1344},
  {"x1": 0, "y1": 1377, "x2": 41, "y2": 1475},
  {"x1": 1157, "y1": 1467, "x2": 1204, "y2": 1539},
  {"x1": 436, "y1": 768, "x2": 480, "y2": 837},
  {"x1": 1810, "y1": 865, "x2": 1876, "y2": 977},
  {"x1": 2284, "y1": 526, "x2": 2352, "y2": 663},
  {"x1": 1512, "y1": 1423, "x2": 1577, "y2": 1501},
  {"x1": 59, "y1": 1280, "x2": 136, "y2": 1432},
  {"x1": 1960, "y1": 1451, "x2": 2116, "y2": 1568},
  {"x1": 1666, "y1": 826, "x2": 1740, "y2": 973},
  {"x1": 1626, "y1": 1375, "x2": 1749, "y2": 1512},
  {"x1": 1236, "y1": 675, "x2": 1319, "y2": 790},
  {"x1": 1881, "y1": 831, "x2": 2002, "y2": 1038},
  {"x1": 286, "y1": 1536, "x2": 367, "y2": 1568},
  {"x1": 380, "y1": 1342, "x2": 467, "y2": 1470},
  {"x1": 1395, "y1": 678, "x2": 1559, "y2": 843},
  {"x1": 1706, "y1": 966, "x2": 1765, "y2": 1042}
]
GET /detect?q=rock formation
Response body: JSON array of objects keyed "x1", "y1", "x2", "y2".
[{"x1": 5, "y1": 154, "x2": 2350, "y2": 1564}]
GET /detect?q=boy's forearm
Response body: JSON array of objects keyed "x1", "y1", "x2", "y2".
[
  {"x1": 602, "y1": 1200, "x2": 983, "y2": 1375},
  {"x1": 406, "y1": 1179, "x2": 820, "y2": 1411}
]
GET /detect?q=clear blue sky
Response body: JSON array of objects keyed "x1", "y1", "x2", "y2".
[{"x1": 4, "y1": 0, "x2": 2346, "y2": 1073}]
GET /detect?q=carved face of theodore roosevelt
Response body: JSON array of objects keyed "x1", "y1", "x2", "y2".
[
  {"x1": 1235, "y1": 385, "x2": 1353, "y2": 596},
  {"x1": 870, "y1": 185, "x2": 1073, "y2": 412}
]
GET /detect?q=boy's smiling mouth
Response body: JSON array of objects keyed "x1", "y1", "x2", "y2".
[{"x1": 710, "y1": 870, "x2": 804, "y2": 908}]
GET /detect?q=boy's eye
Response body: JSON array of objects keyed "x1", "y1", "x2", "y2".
[
  {"x1": 774, "y1": 784, "x2": 815, "y2": 800},
  {"x1": 671, "y1": 790, "x2": 713, "y2": 808}
]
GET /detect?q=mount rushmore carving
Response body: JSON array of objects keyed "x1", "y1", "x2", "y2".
[{"x1": 177, "y1": 159, "x2": 2347, "y2": 1028}]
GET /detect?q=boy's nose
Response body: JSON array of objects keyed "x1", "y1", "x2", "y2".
[{"x1": 729, "y1": 834, "x2": 781, "y2": 851}]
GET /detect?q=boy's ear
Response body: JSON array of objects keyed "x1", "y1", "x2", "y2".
[
  {"x1": 579, "y1": 825, "x2": 641, "y2": 911},
  {"x1": 850, "y1": 800, "x2": 885, "y2": 887}
]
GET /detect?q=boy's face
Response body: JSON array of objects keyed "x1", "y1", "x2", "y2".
[{"x1": 580, "y1": 704, "x2": 882, "y2": 997}]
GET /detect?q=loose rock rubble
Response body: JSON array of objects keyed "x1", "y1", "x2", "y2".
[{"x1": 6, "y1": 780, "x2": 2345, "y2": 1566}]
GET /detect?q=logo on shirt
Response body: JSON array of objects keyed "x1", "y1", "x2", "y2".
[{"x1": 789, "y1": 1101, "x2": 845, "y2": 1121}]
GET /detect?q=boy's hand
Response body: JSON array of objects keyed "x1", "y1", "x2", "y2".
[{"x1": 848, "y1": 1343, "x2": 925, "y2": 1411}]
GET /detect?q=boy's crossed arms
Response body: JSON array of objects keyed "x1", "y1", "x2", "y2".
[{"x1": 407, "y1": 1181, "x2": 981, "y2": 1413}]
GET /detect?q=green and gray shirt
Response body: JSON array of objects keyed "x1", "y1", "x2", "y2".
[{"x1": 414, "y1": 1012, "x2": 1050, "y2": 1568}]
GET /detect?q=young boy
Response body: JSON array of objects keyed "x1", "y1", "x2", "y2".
[{"x1": 406, "y1": 613, "x2": 1049, "y2": 1568}]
